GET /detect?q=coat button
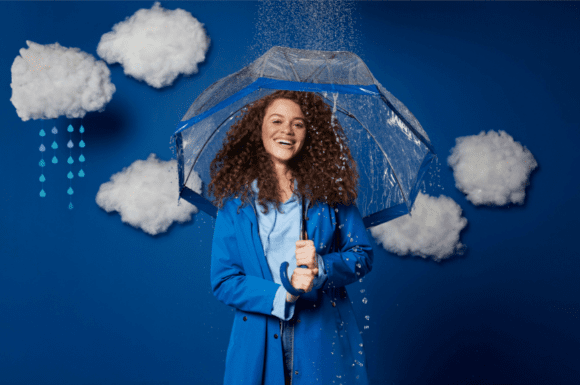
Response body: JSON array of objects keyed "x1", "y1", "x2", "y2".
[
  {"x1": 243, "y1": 316, "x2": 247, "y2": 321},
  {"x1": 274, "y1": 334, "x2": 279, "y2": 339},
  {"x1": 297, "y1": 319, "x2": 301, "y2": 323}
]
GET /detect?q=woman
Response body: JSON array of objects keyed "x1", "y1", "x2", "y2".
[{"x1": 209, "y1": 90, "x2": 373, "y2": 385}]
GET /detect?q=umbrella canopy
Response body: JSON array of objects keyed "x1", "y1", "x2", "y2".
[{"x1": 172, "y1": 46, "x2": 436, "y2": 228}]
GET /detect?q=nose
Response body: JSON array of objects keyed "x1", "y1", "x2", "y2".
[{"x1": 281, "y1": 122, "x2": 295, "y2": 135}]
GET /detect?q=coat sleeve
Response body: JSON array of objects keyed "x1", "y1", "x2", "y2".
[
  {"x1": 321, "y1": 203, "x2": 374, "y2": 290},
  {"x1": 210, "y1": 203, "x2": 281, "y2": 316}
]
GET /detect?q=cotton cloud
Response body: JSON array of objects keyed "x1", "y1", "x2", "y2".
[
  {"x1": 369, "y1": 193, "x2": 467, "y2": 262},
  {"x1": 10, "y1": 41, "x2": 116, "y2": 122},
  {"x1": 96, "y1": 2, "x2": 210, "y2": 89},
  {"x1": 96, "y1": 154, "x2": 201, "y2": 236},
  {"x1": 447, "y1": 130, "x2": 538, "y2": 206}
]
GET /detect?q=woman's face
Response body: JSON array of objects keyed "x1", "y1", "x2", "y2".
[{"x1": 261, "y1": 98, "x2": 306, "y2": 166}]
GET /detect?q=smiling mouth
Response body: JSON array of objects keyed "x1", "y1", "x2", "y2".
[{"x1": 276, "y1": 139, "x2": 294, "y2": 146}]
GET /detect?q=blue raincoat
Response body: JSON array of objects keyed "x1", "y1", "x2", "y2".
[{"x1": 211, "y1": 196, "x2": 374, "y2": 385}]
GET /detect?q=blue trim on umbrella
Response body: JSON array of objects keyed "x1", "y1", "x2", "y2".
[
  {"x1": 173, "y1": 78, "x2": 380, "y2": 135},
  {"x1": 180, "y1": 186, "x2": 218, "y2": 218},
  {"x1": 362, "y1": 203, "x2": 409, "y2": 228}
]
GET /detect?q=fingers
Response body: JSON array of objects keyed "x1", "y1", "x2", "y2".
[
  {"x1": 295, "y1": 240, "x2": 314, "y2": 249},
  {"x1": 290, "y1": 267, "x2": 317, "y2": 293},
  {"x1": 295, "y1": 240, "x2": 317, "y2": 269}
]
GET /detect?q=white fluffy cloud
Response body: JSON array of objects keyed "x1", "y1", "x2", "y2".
[
  {"x1": 10, "y1": 41, "x2": 116, "y2": 122},
  {"x1": 447, "y1": 130, "x2": 538, "y2": 206},
  {"x1": 97, "y1": 2, "x2": 210, "y2": 89},
  {"x1": 96, "y1": 154, "x2": 201, "y2": 236},
  {"x1": 369, "y1": 193, "x2": 467, "y2": 262}
]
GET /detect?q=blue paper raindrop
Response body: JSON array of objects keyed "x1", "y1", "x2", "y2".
[
  {"x1": 52, "y1": 156, "x2": 58, "y2": 164},
  {"x1": 79, "y1": 140, "x2": 86, "y2": 148},
  {"x1": 51, "y1": 141, "x2": 58, "y2": 150},
  {"x1": 40, "y1": 189, "x2": 46, "y2": 198},
  {"x1": 39, "y1": 129, "x2": 46, "y2": 137},
  {"x1": 67, "y1": 171, "x2": 74, "y2": 179},
  {"x1": 39, "y1": 174, "x2": 46, "y2": 182},
  {"x1": 39, "y1": 159, "x2": 46, "y2": 167},
  {"x1": 79, "y1": 154, "x2": 85, "y2": 162},
  {"x1": 78, "y1": 169, "x2": 85, "y2": 177},
  {"x1": 67, "y1": 187, "x2": 74, "y2": 195},
  {"x1": 68, "y1": 202, "x2": 74, "y2": 210},
  {"x1": 79, "y1": 125, "x2": 85, "y2": 134},
  {"x1": 67, "y1": 124, "x2": 74, "y2": 133},
  {"x1": 67, "y1": 156, "x2": 74, "y2": 165}
]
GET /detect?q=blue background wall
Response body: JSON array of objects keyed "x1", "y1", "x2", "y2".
[{"x1": 1, "y1": 1, "x2": 579, "y2": 384}]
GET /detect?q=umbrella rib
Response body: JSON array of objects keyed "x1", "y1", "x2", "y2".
[
  {"x1": 282, "y1": 50, "x2": 302, "y2": 82},
  {"x1": 181, "y1": 105, "x2": 250, "y2": 196},
  {"x1": 319, "y1": 94, "x2": 410, "y2": 209}
]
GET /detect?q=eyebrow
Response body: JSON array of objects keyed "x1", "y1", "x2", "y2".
[{"x1": 268, "y1": 113, "x2": 305, "y2": 120}]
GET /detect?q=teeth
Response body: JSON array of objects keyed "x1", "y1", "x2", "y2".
[{"x1": 277, "y1": 140, "x2": 292, "y2": 146}]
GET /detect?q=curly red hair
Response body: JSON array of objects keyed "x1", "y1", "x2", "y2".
[{"x1": 208, "y1": 90, "x2": 358, "y2": 214}]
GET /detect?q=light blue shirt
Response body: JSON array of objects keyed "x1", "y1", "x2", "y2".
[{"x1": 251, "y1": 179, "x2": 327, "y2": 321}]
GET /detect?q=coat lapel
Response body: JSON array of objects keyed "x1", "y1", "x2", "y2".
[{"x1": 237, "y1": 200, "x2": 274, "y2": 282}]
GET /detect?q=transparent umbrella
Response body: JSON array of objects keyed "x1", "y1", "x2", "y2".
[{"x1": 172, "y1": 46, "x2": 436, "y2": 229}]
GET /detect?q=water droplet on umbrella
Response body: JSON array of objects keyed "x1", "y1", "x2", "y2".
[
  {"x1": 39, "y1": 174, "x2": 46, "y2": 182},
  {"x1": 67, "y1": 187, "x2": 74, "y2": 195},
  {"x1": 360, "y1": 289, "x2": 365, "y2": 293},
  {"x1": 79, "y1": 154, "x2": 85, "y2": 162},
  {"x1": 365, "y1": 315, "x2": 370, "y2": 321},
  {"x1": 79, "y1": 125, "x2": 85, "y2": 134},
  {"x1": 67, "y1": 171, "x2": 74, "y2": 179},
  {"x1": 39, "y1": 144, "x2": 46, "y2": 152},
  {"x1": 39, "y1": 189, "x2": 46, "y2": 197},
  {"x1": 364, "y1": 325, "x2": 369, "y2": 330},
  {"x1": 359, "y1": 342, "x2": 364, "y2": 347},
  {"x1": 79, "y1": 140, "x2": 86, "y2": 148},
  {"x1": 67, "y1": 156, "x2": 74, "y2": 164},
  {"x1": 67, "y1": 124, "x2": 74, "y2": 133},
  {"x1": 51, "y1": 141, "x2": 58, "y2": 150},
  {"x1": 52, "y1": 156, "x2": 58, "y2": 164},
  {"x1": 39, "y1": 129, "x2": 46, "y2": 137},
  {"x1": 39, "y1": 159, "x2": 46, "y2": 167},
  {"x1": 358, "y1": 351, "x2": 363, "y2": 355},
  {"x1": 67, "y1": 140, "x2": 74, "y2": 149},
  {"x1": 362, "y1": 297, "x2": 367, "y2": 304},
  {"x1": 78, "y1": 169, "x2": 85, "y2": 177},
  {"x1": 51, "y1": 127, "x2": 58, "y2": 135}
]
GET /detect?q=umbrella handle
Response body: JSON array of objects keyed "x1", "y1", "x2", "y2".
[
  {"x1": 280, "y1": 195, "x2": 309, "y2": 297},
  {"x1": 280, "y1": 261, "x2": 306, "y2": 297}
]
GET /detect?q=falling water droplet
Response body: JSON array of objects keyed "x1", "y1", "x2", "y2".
[
  {"x1": 67, "y1": 187, "x2": 74, "y2": 195},
  {"x1": 68, "y1": 202, "x2": 74, "y2": 210},
  {"x1": 51, "y1": 141, "x2": 58, "y2": 150},
  {"x1": 79, "y1": 125, "x2": 85, "y2": 134},
  {"x1": 39, "y1": 189, "x2": 46, "y2": 198},
  {"x1": 365, "y1": 315, "x2": 370, "y2": 321},
  {"x1": 362, "y1": 297, "x2": 367, "y2": 304},
  {"x1": 39, "y1": 159, "x2": 46, "y2": 167},
  {"x1": 364, "y1": 325, "x2": 369, "y2": 330},
  {"x1": 67, "y1": 156, "x2": 74, "y2": 164},
  {"x1": 39, "y1": 144, "x2": 46, "y2": 152},
  {"x1": 78, "y1": 169, "x2": 85, "y2": 177},
  {"x1": 79, "y1": 154, "x2": 85, "y2": 162},
  {"x1": 52, "y1": 127, "x2": 58, "y2": 135},
  {"x1": 67, "y1": 124, "x2": 74, "y2": 133},
  {"x1": 360, "y1": 289, "x2": 365, "y2": 293},
  {"x1": 67, "y1": 140, "x2": 74, "y2": 149},
  {"x1": 52, "y1": 156, "x2": 58, "y2": 164},
  {"x1": 67, "y1": 171, "x2": 74, "y2": 179},
  {"x1": 39, "y1": 174, "x2": 46, "y2": 182},
  {"x1": 39, "y1": 129, "x2": 46, "y2": 137},
  {"x1": 79, "y1": 140, "x2": 86, "y2": 148}
]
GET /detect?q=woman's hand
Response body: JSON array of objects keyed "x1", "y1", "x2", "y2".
[{"x1": 286, "y1": 240, "x2": 318, "y2": 302}]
